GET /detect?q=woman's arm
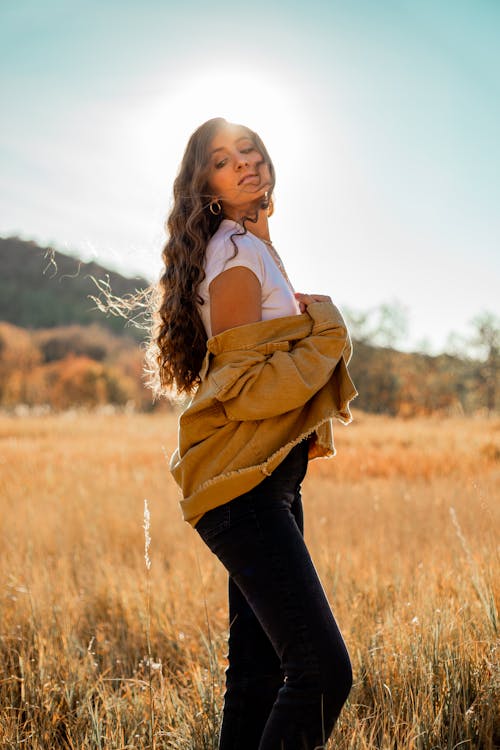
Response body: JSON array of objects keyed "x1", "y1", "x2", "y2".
[{"x1": 210, "y1": 267, "x2": 262, "y2": 336}]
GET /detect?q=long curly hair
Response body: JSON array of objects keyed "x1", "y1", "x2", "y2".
[{"x1": 146, "y1": 117, "x2": 275, "y2": 398}]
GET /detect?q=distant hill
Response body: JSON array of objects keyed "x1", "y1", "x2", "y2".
[{"x1": 0, "y1": 236, "x2": 150, "y2": 339}]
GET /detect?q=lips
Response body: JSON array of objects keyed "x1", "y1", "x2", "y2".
[{"x1": 238, "y1": 173, "x2": 259, "y2": 186}]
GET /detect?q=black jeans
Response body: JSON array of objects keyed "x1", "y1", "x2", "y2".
[{"x1": 195, "y1": 440, "x2": 352, "y2": 750}]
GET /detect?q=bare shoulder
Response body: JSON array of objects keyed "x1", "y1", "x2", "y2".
[{"x1": 209, "y1": 267, "x2": 262, "y2": 336}]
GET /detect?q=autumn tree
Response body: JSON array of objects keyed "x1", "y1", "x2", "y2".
[{"x1": 467, "y1": 311, "x2": 499, "y2": 414}]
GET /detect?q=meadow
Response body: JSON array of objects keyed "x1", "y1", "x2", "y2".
[{"x1": 0, "y1": 410, "x2": 498, "y2": 749}]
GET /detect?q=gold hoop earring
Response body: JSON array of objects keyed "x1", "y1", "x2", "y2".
[
  {"x1": 262, "y1": 192, "x2": 274, "y2": 217},
  {"x1": 209, "y1": 199, "x2": 222, "y2": 215}
]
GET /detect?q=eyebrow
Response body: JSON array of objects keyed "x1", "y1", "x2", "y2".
[{"x1": 211, "y1": 136, "x2": 252, "y2": 156}]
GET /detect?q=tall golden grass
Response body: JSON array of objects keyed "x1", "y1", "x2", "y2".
[{"x1": 0, "y1": 410, "x2": 498, "y2": 749}]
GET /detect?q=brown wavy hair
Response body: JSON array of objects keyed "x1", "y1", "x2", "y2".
[{"x1": 146, "y1": 117, "x2": 275, "y2": 398}]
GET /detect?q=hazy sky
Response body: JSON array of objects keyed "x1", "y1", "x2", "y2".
[{"x1": 1, "y1": 0, "x2": 499, "y2": 354}]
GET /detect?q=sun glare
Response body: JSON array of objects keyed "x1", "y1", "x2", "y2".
[{"x1": 155, "y1": 66, "x2": 310, "y2": 192}]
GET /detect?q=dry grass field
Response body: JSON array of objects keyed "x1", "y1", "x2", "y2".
[{"x1": 0, "y1": 410, "x2": 498, "y2": 749}]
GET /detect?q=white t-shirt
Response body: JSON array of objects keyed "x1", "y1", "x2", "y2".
[{"x1": 198, "y1": 219, "x2": 300, "y2": 338}]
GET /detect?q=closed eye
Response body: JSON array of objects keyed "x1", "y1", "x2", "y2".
[{"x1": 214, "y1": 146, "x2": 255, "y2": 168}]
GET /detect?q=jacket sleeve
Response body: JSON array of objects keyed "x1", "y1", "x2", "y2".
[{"x1": 208, "y1": 300, "x2": 352, "y2": 421}]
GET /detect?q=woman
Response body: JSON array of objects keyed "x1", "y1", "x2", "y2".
[{"x1": 151, "y1": 117, "x2": 358, "y2": 749}]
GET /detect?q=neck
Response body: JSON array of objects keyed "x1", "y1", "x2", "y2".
[{"x1": 224, "y1": 206, "x2": 271, "y2": 243}]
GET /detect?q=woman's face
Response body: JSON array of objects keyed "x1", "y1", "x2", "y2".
[{"x1": 207, "y1": 125, "x2": 272, "y2": 217}]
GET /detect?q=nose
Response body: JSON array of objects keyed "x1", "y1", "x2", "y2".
[{"x1": 235, "y1": 154, "x2": 249, "y2": 170}]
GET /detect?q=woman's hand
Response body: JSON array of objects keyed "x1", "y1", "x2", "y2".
[{"x1": 294, "y1": 293, "x2": 332, "y2": 314}]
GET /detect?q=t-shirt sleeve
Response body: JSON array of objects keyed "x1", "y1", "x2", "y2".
[{"x1": 204, "y1": 232, "x2": 265, "y2": 290}]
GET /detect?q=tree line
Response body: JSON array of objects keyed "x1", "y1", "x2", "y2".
[
  {"x1": 0, "y1": 235, "x2": 497, "y2": 415},
  {"x1": 343, "y1": 301, "x2": 498, "y2": 415},
  {"x1": 0, "y1": 318, "x2": 496, "y2": 415}
]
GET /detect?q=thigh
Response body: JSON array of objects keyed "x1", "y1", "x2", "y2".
[
  {"x1": 228, "y1": 499, "x2": 342, "y2": 675},
  {"x1": 225, "y1": 488, "x2": 305, "y2": 679},
  {"x1": 196, "y1": 454, "x2": 345, "y2": 681},
  {"x1": 196, "y1": 440, "x2": 309, "y2": 665}
]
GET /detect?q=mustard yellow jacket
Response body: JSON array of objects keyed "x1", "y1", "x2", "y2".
[{"x1": 170, "y1": 299, "x2": 358, "y2": 526}]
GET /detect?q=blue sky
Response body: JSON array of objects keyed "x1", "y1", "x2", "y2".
[{"x1": 1, "y1": 0, "x2": 499, "y2": 354}]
